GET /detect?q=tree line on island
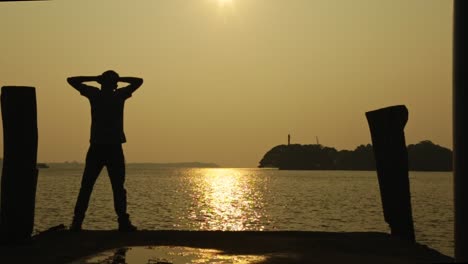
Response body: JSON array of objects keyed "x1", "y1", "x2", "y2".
[{"x1": 258, "y1": 140, "x2": 452, "y2": 171}]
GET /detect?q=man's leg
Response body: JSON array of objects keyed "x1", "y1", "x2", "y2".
[
  {"x1": 106, "y1": 144, "x2": 136, "y2": 231},
  {"x1": 71, "y1": 144, "x2": 104, "y2": 230}
]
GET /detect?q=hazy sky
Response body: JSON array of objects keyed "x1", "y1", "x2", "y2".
[{"x1": 0, "y1": 0, "x2": 453, "y2": 167}]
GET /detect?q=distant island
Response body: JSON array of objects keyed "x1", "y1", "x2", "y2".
[{"x1": 258, "y1": 140, "x2": 452, "y2": 171}]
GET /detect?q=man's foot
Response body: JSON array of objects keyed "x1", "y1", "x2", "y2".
[
  {"x1": 118, "y1": 222, "x2": 137, "y2": 232},
  {"x1": 69, "y1": 221, "x2": 82, "y2": 232},
  {"x1": 118, "y1": 214, "x2": 137, "y2": 232}
]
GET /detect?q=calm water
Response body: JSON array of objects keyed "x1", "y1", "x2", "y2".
[{"x1": 30, "y1": 165, "x2": 453, "y2": 257}]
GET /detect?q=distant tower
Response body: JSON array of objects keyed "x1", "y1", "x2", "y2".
[
  {"x1": 316, "y1": 136, "x2": 320, "y2": 145},
  {"x1": 288, "y1": 134, "x2": 291, "y2": 145}
]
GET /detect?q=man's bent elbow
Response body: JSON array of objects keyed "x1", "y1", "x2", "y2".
[
  {"x1": 67, "y1": 77, "x2": 80, "y2": 86},
  {"x1": 134, "y1": 78, "x2": 144, "y2": 89}
]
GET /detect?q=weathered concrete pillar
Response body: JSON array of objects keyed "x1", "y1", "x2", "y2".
[
  {"x1": 454, "y1": 0, "x2": 468, "y2": 261},
  {"x1": 0, "y1": 86, "x2": 38, "y2": 242},
  {"x1": 366, "y1": 105, "x2": 415, "y2": 242}
]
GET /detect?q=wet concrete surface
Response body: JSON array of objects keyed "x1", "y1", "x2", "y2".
[{"x1": 0, "y1": 228, "x2": 454, "y2": 263}]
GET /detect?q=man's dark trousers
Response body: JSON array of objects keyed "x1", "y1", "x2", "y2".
[{"x1": 73, "y1": 144, "x2": 128, "y2": 223}]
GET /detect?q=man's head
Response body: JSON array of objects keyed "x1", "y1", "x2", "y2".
[{"x1": 99, "y1": 70, "x2": 119, "y2": 92}]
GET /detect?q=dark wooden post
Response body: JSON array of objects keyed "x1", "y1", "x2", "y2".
[
  {"x1": 0, "y1": 86, "x2": 38, "y2": 242},
  {"x1": 454, "y1": 0, "x2": 468, "y2": 261},
  {"x1": 366, "y1": 105, "x2": 415, "y2": 242}
]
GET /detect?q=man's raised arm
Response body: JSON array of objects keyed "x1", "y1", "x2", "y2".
[
  {"x1": 119, "y1": 77, "x2": 144, "y2": 94},
  {"x1": 67, "y1": 76, "x2": 100, "y2": 93}
]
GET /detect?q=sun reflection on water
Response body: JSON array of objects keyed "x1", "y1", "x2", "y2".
[{"x1": 188, "y1": 168, "x2": 266, "y2": 231}]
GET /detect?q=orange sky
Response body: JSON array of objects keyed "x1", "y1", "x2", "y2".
[{"x1": 0, "y1": 0, "x2": 453, "y2": 167}]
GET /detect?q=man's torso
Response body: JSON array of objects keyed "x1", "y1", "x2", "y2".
[{"x1": 81, "y1": 87, "x2": 132, "y2": 144}]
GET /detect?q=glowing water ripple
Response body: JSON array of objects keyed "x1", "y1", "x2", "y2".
[{"x1": 187, "y1": 168, "x2": 267, "y2": 231}]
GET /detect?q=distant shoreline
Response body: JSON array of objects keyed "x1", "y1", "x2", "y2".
[{"x1": 40, "y1": 162, "x2": 220, "y2": 168}]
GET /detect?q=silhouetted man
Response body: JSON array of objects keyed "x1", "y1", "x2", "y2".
[{"x1": 67, "y1": 70, "x2": 143, "y2": 232}]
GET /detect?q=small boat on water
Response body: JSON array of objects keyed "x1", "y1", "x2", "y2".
[{"x1": 37, "y1": 163, "x2": 49, "y2": 169}]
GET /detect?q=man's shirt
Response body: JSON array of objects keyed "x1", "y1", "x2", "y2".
[{"x1": 79, "y1": 86, "x2": 133, "y2": 144}]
